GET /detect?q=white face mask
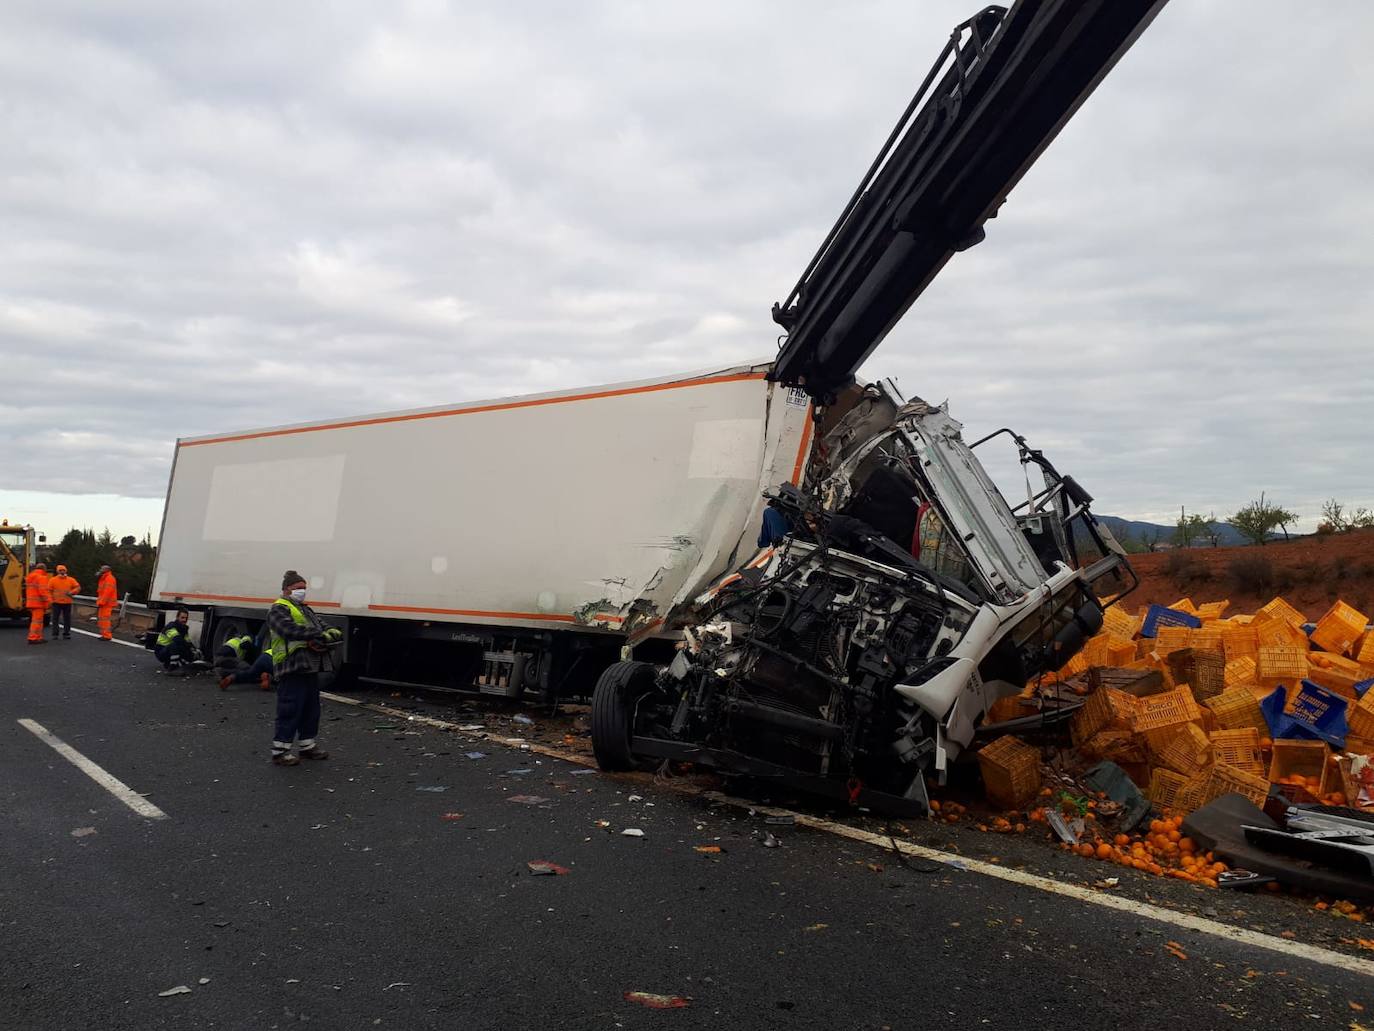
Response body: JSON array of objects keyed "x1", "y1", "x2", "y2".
[{"x1": 290, "y1": 588, "x2": 307, "y2": 602}]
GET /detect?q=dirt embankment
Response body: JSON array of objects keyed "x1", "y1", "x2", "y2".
[{"x1": 1122, "y1": 528, "x2": 1374, "y2": 619}]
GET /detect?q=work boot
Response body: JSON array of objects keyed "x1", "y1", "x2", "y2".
[
  {"x1": 259, "y1": 672, "x2": 272, "y2": 692},
  {"x1": 300, "y1": 747, "x2": 330, "y2": 761},
  {"x1": 271, "y1": 752, "x2": 300, "y2": 767},
  {"x1": 218, "y1": 674, "x2": 233, "y2": 691}
]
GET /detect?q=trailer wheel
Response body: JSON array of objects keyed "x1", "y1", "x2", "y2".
[{"x1": 591, "y1": 661, "x2": 658, "y2": 771}]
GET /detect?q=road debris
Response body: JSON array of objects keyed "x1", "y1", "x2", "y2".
[
  {"x1": 693, "y1": 845, "x2": 723, "y2": 854},
  {"x1": 440, "y1": 812, "x2": 464, "y2": 821},
  {"x1": 623, "y1": 991, "x2": 691, "y2": 1009},
  {"x1": 507, "y1": 795, "x2": 551, "y2": 806},
  {"x1": 158, "y1": 986, "x2": 192, "y2": 997},
  {"x1": 527, "y1": 861, "x2": 571, "y2": 876},
  {"x1": 70, "y1": 827, "x2": 96, "y2": 838},
  {"x1": 198, "y1": 977, "x2": 210, "y2": 985},
  {"x1": 804, "y1": 923, "x2": 828, "y2": 932},
  {"x1": 464, "y1": 752, "x2": 487, "y2": 760},
  {"x1": 627, "y1": 795, "x2": 644, "y2": 802},
  {"x1": 383, "y1": 982, "x2": 412, "y2": 991},
  {"x1": 512, "y1": 715, "x2": 535, "y2": 725},
  {"x1": 762, "y1": 832, "x2": 780, "y2": 848},
  {"x1": 621, "y1": 828, "x2": 645, "y2": 838},
  {"x1": 1164, "y1": 941, "x2": 1188, "y2": 961},
  {"x1": 415, "y1": 785, "x2": 447, "y2": 793}
]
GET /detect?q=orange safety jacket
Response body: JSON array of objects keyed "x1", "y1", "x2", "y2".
[
  {"x1": 49, "y1": 575, "x2": 80, "y2": 605},
  {"x1": 97, "y1": 572, "x2": 118, "y2": 606},
  {"x1": 24, "y1": 569, "x2": 51, "y2": 608}
]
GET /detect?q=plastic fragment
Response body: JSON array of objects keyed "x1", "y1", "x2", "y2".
[
  {"x1": 440, "y1": 812, "x2": 464, "y2": 821},
  {"x1": 762, "y1": 833, "x2": 780, "y2": 848},
  {"x1": 70, "y1": 827, "x2": 97, "y2": 838},
  {"x1": 512, "y1": 714, "x2": 535, "y2": 725},
  {"x1": 158, "y1": 986, "x2": 192, "y2": 997},
  {"x1": 464, "y1": 751, "x2": 487, "y2": 760},
  {"x1": 507, "y1": 795, "x2": 551, "y2": 805},
  {"x1": 693, "y1": 845, "x2": 723, "y2": 854},
  {"x1": 416, "y1": 785, "x2": 447, "y2": 793},
  {"x1": 527, "y1": 860, "x2": 571, "y2": 876},
  {"x1": 198, "y1": 978, "x2": 210, "y2": 985},
  {"x1": 627, "y1": 795, "x2": 644, "y2": 802},
  {"x1": 621, "y1": 828, "x2": 645, "y2": 838},
  {"x1": 624, "y1": 991, "x2": 691, "y2": 1009}
]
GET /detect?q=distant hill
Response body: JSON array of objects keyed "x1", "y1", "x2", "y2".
[{"x1": 1096, "y1": 515, "x2": 1256, "y2": 549}]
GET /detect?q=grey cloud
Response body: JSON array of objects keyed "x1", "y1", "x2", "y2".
[{"x1": 1, "y1": 0, "x2": 1371, "y2": 534}]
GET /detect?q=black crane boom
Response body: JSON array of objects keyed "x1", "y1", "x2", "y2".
[{"x1": 769, "y1": 0, "x2": 1169, "y2": 400}]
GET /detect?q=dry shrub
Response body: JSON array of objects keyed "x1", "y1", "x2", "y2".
[
  {"x1": 1164, "y1": 549, "x2": 1212, "y2": 584},
  {"x1": 1228, "y1": 555, "x2": 1275, "y2": 595}
]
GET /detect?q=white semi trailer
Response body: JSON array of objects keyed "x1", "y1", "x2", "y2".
[{"x1": 149, "y1": 362, "x2": 813, "y2": 698}]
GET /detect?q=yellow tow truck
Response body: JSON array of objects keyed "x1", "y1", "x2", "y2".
[{"x1": 0, "y1": 520, "x2": 46, "y2": 619}]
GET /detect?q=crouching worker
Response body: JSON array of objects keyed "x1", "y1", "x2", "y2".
[
  {"x1": 268, "y1": 571, "x2": 341, "y2": 766},
  {"x1": 216, "y1": 625, "x2": 273, "y2": 691},
  {"x1": 154, "y1": 609, "x2": 197, "y2": 670}
]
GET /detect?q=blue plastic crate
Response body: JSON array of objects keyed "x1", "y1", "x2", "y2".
[
  {"x1": 1260, "y1": 681, "x2": 1349, "y2": 749},
  {"x1": 1139, "y1": 604, "x2": 1202, "y2": 639},
  {"x1": 1356, "y1": 678, "x2": 1374, "y2": 699}
]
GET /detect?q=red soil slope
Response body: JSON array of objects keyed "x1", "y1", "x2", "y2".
[{"x1": 1121, "y1": 528, "x2": 1374, "y2": 621}]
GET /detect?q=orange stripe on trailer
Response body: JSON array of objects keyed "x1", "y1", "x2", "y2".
[
  {"x1": 366, "y1": 603, "x2": 578, "y2": 623},
  {"x1": 180, "y1": 372, "x2": 769, "y2": 448},
  {"x1": 789, "y1": 406, "x2": 814, "y2": 485},
  {"x1": 159, "y1": 591, "x2": 342, "y2": 608}
]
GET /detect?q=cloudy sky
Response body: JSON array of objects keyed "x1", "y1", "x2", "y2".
[{"x1": 3, "y1": 0, "x2": 1371, "y2": 542}]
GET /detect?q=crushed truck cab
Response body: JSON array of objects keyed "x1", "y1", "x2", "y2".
[{"x1": 591, "y1": 383, "x2": 1133, "y2": 813}]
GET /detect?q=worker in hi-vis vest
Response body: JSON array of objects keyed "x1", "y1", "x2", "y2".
[
  {"x1": 96, "y1": 565, "x2": 118, "y2": 641},
  {"x1": 47, "y1": 564, "x2": 80, "y2": 640},
  {"x1": 215, "y1": 624, "x2": 273, "y2": 692},
  {"x1": 24, "y1": 562, "x2": 50, "y2": 645},
  {"x1": 266, "y1": 570, "x2": 341, "y2": 766},
  {"x1": 154, "y1": 609, "x2": 196, "y2": 669}
]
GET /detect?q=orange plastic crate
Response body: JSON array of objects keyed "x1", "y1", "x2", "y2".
[
  {"x1": 1167, "y1": 648, "x2": 1226, "y2": 701},
  {"x1": 1107, "y1": 640, "x2": 1138, "y2": 667},
  {"x1": 1153, "y1": 625, "x2": 1192, "y2": 658},
  {"x1": 1348, "y1": 692, "x2": 1374, "y2": 741},
  {"x1": 1357, "y1": 630, "x2": 1374, "y2": 666},
  {"x1": 1256, "y1": 646, "x2": 1309, "y2": 685},
  {"x1": 1102, "y1": 606, "x2": 1141, "y2": 641},
  {"x1": 1256, "y1": 619, "x2": 1310, "y2": 651},
  {"x1": 1069, "y1": 687, "x2": 1141, "y2": 746},
  {"x1": 1311, "y1": 600, "x2": 1369, "y2": 657},
  {"x1": 1222, "y1": 624, "x2": 1259, "y2": 662},
  {"x1": 1147, "y1": 768, "x2": 1193, "y2": 813},
  {"x1": 1057, "y1": 651, "x2": 1089, "y2": 678},
  {"x1": 1196, "y1": 764, "x2": 1270, "y2": 808},
  {"x1": 1206, "y1": 688, "x2": 1268, "y2": 733},
  {"x1": 1155, "y1": 722, "x2": 1213, "y2": 776},
  {"x1": 1189, "y1": 626, "x2": 1225, "y2": 654},
  {"x1": 1210, "y1": 728, "x2": 1264, "y2": 777},
  {"x1": 976, "y1": 736, "x2": 1042, "y2": 809},
  {"x1": 1132, "y1": 687, "x2": 1205, "y2": 750},
  {"x1": 1258, "y1": 596, "x2": 1307, "y2": 629},
  {"x1": 1168, "y1": 598, "x2": 1198, "y2": 615},
  {"x1": 1079, "y1": 728, "x2": 1148, "y2": 765},
  {"x1": 1223, "y1": 656, "x2": 1257, "y2": 687},
  {"x1": 1268, "y1": 739, "x2": 1332, "y2": 794},
  {"x1": 1195, "y1": 600, "x2": 1230, "y2": 621}
]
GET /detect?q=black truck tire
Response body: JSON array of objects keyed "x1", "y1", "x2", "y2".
[{"x1": 590, "y1": 660, "x2": 658, "y2": 771}]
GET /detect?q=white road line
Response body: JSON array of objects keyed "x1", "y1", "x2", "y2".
[
  {"x1": 17, "y1": 719, "x2": 168, "y2": 820},
  {"x1": 318, "y1": 690, "x2": 1374, "y2": 980},
  {"x1": 69, "y1": 628, "x2": 144, "y2": 649}
]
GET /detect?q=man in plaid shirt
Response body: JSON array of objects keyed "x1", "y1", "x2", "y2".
[{"x1": 268, "y1": 569, "x2": 341, "y2": 766}]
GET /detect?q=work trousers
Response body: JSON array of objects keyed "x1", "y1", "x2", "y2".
[
  {"x1": 27, "y1": 606, "x2": 46, "y2": 642},
  {"x1": 51, "y1": 603, "x2": 72, "y2": 638},
  {"x1": 273, "y1": 672, "x2": 321, "y2": 754},
  {"x1": 154, "y1": 637, "x2": 194, "y2": 667},
  {"x1": 97, "y1": 604, "x2": 114, "y2": 640},
  {"x1": 229, "y1": 654, "x2": 273, "y2": 685}
]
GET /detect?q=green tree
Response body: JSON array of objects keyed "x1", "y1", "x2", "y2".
[
  {"x1": 1228, "y1": 493, "x2": 1298, "y2": 547},
  {"x1": 49, "y1": 526, "x2": 157, "y2": 603},
  {"x1": 1171, "y1": 507, "x2": 1209, "y2": 548}
]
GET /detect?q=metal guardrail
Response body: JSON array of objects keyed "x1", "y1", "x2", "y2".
[{"x1": 72, "y1": 593, "x2": 145, "y2": 623}]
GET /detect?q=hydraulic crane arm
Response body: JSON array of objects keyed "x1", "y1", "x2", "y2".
[{"x1": 769, "y1": 0, "x2": 1169, "y2": 400}]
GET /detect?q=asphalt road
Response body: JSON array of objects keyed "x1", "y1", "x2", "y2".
[{"x1": 2, "y1": 625, "x2": 1371, "y2": 1030}]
